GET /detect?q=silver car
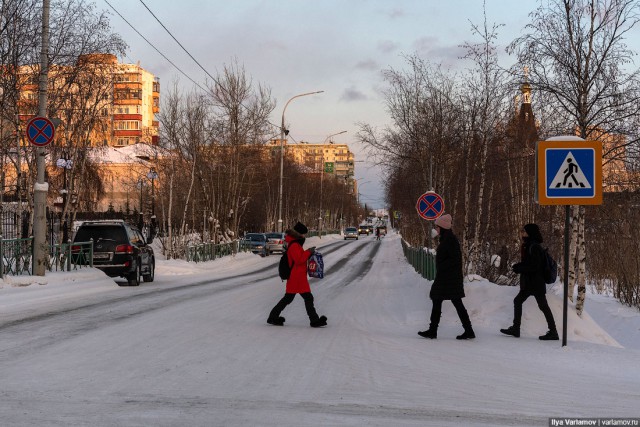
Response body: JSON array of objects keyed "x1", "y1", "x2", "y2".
[
  {"x1": 344, "y1": 226, "x2": 359, "y2": 240},
  {"x1": 265, "y1": 232, "x2": 286, "y2": 255}
]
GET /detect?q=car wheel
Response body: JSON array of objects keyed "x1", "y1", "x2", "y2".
[
  {"x1": 143, "y1": 258, "x2": 155, "y2": 282},
  {"x1": 128, "y1": 263, "x2": 141, "y2": 286}
]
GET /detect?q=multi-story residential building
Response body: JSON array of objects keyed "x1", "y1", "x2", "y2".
[
  {"x1": 266, "y1": 139, "x2": 356, "y2": 183},
  {"x1": 15, "y1": 53, "x2": 159, "y2": 147}
]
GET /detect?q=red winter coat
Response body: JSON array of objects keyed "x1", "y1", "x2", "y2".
[{"x1": 285, "y1": 234, "x2": 312, "y2": 294}]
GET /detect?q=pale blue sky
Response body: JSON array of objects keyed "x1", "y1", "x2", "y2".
[{"x1": 101, "y1": 0, "x2": 639, "y2": 207}]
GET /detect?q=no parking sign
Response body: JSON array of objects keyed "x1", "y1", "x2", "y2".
[
  {"x1": 26, "y1": 117, "x2": 55, "y2": 147},
  {"x1": 415, "y1": 191, "x2": 445, "y2": 221}
]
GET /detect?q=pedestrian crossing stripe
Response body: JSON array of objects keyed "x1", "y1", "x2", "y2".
[{"x1": 536, "y1": 140, "x2": 602, "y2": 205}]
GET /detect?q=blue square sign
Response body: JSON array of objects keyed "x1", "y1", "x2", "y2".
[{"x1": 537, "y1": 140, "x2": 602, "y2": 205}]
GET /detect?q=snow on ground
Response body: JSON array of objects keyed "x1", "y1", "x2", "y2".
[{"x1": 0, "y1": 232, "x2": 639, "y2": 426}]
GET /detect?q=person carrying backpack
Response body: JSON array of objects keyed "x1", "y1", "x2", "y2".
[
  {"x1": 267, "y1": 222, "x2": 327, "y2": 327},
  {"x1": 500, "y1": 223, "x2": 559, "y2": 341}
]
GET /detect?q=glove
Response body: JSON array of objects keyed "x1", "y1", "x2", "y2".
[
  {"x1": 308, "y1": 247, "x2": 316, "y2": 256},
  {"x1": 512, "y1": 263, "x2": 522, "y2": 274}
]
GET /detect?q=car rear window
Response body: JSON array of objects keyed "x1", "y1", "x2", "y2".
[
  {"x1": 74, "y1": 225, "x2": 128, "y2": 243},
  {"x1": 246, "y1": 234, "x2": 266, "y2": 241},
  {"x1": 346, "y1": 228, "x2": 357, "y2": 232},
  {"x1": 266, "y1": 233, "x2": 283, "y2": 239}
]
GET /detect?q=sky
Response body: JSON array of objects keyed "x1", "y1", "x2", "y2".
[
  {"x1": 100, "y1": 1, "x2": 548, "y2": 207},
  {"x1": 1, "y1": 231, "x2": 639, "y2": 425}
]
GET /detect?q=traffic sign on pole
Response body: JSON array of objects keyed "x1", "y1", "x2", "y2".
[
  {"x1": 415, "y1": 191, "x2": 445, "y2": 220},
  {"x1": 26, "y1": 117, "x2": 56, "y2": 147},
  {"x1": 537, "y1": 140, "x2": 602, "y2": 205}
]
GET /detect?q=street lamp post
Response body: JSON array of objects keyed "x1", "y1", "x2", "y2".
[
  {"x1": 277, "y1": 90, "x2": 323, "y2": 232},
  {"x1": 147, "y1": 168, "x2": 158, "y2": 216},
  {"x1": 56, "y1": 154, "x2": 73, "y2": 242},
  {"x1": 319, "y1": 130, "x2": 347, "y2": 238}
]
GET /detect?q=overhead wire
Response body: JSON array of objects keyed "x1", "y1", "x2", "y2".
[
  {"x1": 134, "y1": 0, "x2": 283, "y2": 135},
  {"x1": 103, "y1": 0, "x2": 209, "y2": 93}
]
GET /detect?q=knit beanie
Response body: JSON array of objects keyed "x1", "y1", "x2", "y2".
[
  {"x1": 434, "y1": 214, "x2": 452, "y2": 230},
  {"x1": 293, "y1": 222, "x2": 308, "y2": 235},
  {"x1": 524, "y1": 223, "x2": 543, "y2": 243}
]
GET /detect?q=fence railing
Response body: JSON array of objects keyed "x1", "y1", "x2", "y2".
[
  {"x1": 1, "y1": 237, "x2": 33, "y2": 277},
  {"x1": 48, "y1": 241, "x2": 94, "y2": 272},
  {"x1": 1, "y1": 238, "x2": 94, "y2": 278},
  {"x1": 401, "y1": 239, "x2": 437, "y2": 280},
  {"x1": 186, "y1": 240, "x2": 251, "y2": 263}
]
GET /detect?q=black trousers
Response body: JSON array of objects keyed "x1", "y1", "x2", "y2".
[
  {"x1": 513, "y1": 290, "x2": 557, "y2": 331},
  {"x1": 430, "y1": 297, "x2": 472, "y2": 330},
  {"x1": 269, "y1": 292, "x2": 319, "y2": 322}
]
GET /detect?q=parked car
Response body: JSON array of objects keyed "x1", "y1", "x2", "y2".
[
  {"x1": 358, "y1": 225, "x2": 373, "y2": 235},
  {"x1": 242, "y1": 233, "x2": 268, "y2": 256},
  {"x1": 344, "y1": 227, "x2": 359, "y2": 240},
  {"x1": 265, "y1": 232, "x2": 286, "y2": 255},
  {"x1": 72, "y1": 220, "x2": 155, "y2": 286}
]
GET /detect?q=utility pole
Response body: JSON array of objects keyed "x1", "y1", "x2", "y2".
[{"x1": 33, "y1": 0, "x2": 50, "y2": 276}]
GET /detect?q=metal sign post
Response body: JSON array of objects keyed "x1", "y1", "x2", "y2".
[{"x1": 537, "y1": 137, "x2": 602, "y2": 347}]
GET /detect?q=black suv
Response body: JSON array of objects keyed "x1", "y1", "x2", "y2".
[{"x1": 72, "y1": 220, "x2": 155, "y2": 286}]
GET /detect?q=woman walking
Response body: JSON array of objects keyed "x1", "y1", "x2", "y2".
[{"x1": 418, "y1": 214, "x2": 475, "y2": 340}]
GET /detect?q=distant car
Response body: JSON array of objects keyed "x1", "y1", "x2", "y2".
[
  {"x1": 265, "y1": 232, "x2": 286, "y2": 255},
  {"x1": 358, "y1": 225, "x2": 373, "y2": 235},
  {"x1": 72, "y1": 220, "x2": 155, "y2": 286},
  {"x1": 344, "y1": 227, "x2": 359, "y2": 240},
  {"x1": 242, "y1": 233, "x2": 268, "y2": 256}
]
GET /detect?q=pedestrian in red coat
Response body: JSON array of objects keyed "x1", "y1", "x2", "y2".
[{"x1": 267, "y1": 222, "x2": 327, "y2": 327}]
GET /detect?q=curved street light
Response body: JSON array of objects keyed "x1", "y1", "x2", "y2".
[
  {"x1": 277, "y1": 90, "x2": 324, "y2": 232},
  {"x1": 323, "y1": 130, "x2": 347, "y2": 144}
]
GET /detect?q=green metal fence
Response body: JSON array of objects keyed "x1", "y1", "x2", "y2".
[
  {"x1": 1, "y1": 238, "x2": 94, "y2": 278},
  {"x1": 48, "y1": 241, "x2": 94, "y2": 272},
  {"x1": 187, "y1": 240, "x2": 250, "y2": 263},
  {"x1": 401, "y1": 239, "x2": 437, "y2": 280},
  {"x1": 1, "y1": 237, "x2": 33, "y2": 277}
]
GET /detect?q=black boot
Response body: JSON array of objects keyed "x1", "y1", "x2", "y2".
[
  {"x1": 267, "y1": 316, "x2": 285, "y2": 326},
  {"x1": 418, "y1": 328, "x2": 437, "y2": 339},
  {"x1": 539, "y1": 330, "x2": 559, "y2": 341},
  {"x1": 500, "y1": 325, "x2": 520, "y2": 337},
  {"x1": 310, "y1": 315, "x2": 327, "y2": 328},
  {"x1": 456, "y1": 327, "x2": 475, "y2": 340}
]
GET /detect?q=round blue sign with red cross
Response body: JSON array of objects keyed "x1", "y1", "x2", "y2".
[
  {"x1": 26, "y1": 116, "x2": 56, "y2": 147},
  {"x1": 415, "y1": 191, "x2": 445, "y2": 220}
]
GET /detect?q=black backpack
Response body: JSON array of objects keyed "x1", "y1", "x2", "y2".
[
  {"x1": 542, "y1": 248, "x2": 558, "y2": 284},
  {"x1": 278, "y1": 241, "x2": 299, "y2": 281},
  {"x1": 531, "y1": 243, "x2": 558, "y2": 284}
]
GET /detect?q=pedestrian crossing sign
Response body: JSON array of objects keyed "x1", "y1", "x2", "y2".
[{"x1": 537, "y1": 140, "x2": 602, "y2": 205}]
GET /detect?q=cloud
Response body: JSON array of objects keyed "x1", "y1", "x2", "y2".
[
  {"x1": 355, "y1": 59, "x2": 379, "y2": 71},
  {"x1": 340, "y1": 86, "x2": 368, "y2": 102},
  {"x1": 377, "y1": 40, "x2": 399, "y2": 54},
  {"x1": 386, "y1": 8, "x2": 404, "y2": 19},
  {"x1": 412, "y1": 37, "x2": 468, "y2": 68}
]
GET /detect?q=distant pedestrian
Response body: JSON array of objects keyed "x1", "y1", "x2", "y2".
[
  {"x1": 267, "y1": 222, "x2": 327, "y2": 327},
  {"x1": 500, "y1": 223, "x2": 559, "y2": 341},
  {"x1": 418, "y1": 214, "x2": 475, "y2": 340}
]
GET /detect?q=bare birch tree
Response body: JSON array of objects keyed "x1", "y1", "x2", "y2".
[{"x1": 508, "y1": 0, "x2": 640, "y2": 315}]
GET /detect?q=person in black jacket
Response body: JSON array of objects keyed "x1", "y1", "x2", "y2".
[
  {"x1": 500, "y1": 223, "x2": 559, "y2": 340},
  {"x1": 418, "y1": 214, "x2": 475, "y2": 340}
]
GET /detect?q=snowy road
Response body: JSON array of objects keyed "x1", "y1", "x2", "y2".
[{"x1": 0, "y1": 232, "x2": 638, "y2": 426}]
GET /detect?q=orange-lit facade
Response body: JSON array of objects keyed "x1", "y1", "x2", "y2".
[{"x1": 16, "y1": 54, "x2": 159, "y2": 147}]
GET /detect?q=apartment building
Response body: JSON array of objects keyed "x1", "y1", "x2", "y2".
[
  {"x1": 16, "y1": 53, "x2": 159, "y2": 147},
  {"x1": 266, "y1": 139, "x2": 356, "y2": 181}
]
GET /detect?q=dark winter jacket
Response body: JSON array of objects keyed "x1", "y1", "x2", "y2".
[
  {"x1": 512, "y1": 237, "x2": 546, "y2": 295},
  {"x1": 429, "y1": 228, "x2": 465, "y2": 300},
  {"x1": 284, "y1": 232, "x2": 312, "y2": 294}
]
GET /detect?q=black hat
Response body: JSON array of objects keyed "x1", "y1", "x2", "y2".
[
  {"x1": 293, "y1": 222, "x2": 308, "y2": 235},
  {"x1": 524, "y1": 223, "x2": 543, "y2": 243}
]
